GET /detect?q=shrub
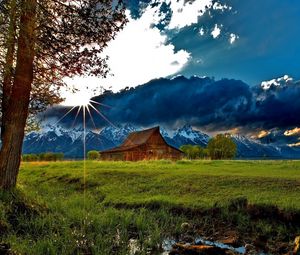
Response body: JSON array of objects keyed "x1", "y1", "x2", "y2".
[
  {"x1": 43, "y1": 152, "x2": 55, "y2": 161},
  {"x1": 42, "y1": 152, "x2": 64, "y2": 161},
  {"x1": 22, "y1": 153, "x2": 64, "y2": 162},
  {"x1": 87, "y1": 150, "x2": 100, "y2": 160},
  {"x1": 22, "y1": 154, "x2": 39, "y2": 162}
]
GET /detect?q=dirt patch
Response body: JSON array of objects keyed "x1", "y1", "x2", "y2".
[
  {"x1": 106, "y1": 197, "x2": 300, "y2": 226},
  {"x1": 247, "y1": 203, "x2": 300, "y2": 224},
  {"x1": 67, "y1": 177, "x2": 81, "y2": 184}
]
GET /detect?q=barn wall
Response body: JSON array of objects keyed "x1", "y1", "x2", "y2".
[
  {"x1": 144, "y1": 130, "x2": 183, "y2": 160},
  {"x1": 100, "y1": 147, "x2": 182, "y2": 161},
  {"x1": 100, "y1": 152, "x2": 124, "y2": 161}
]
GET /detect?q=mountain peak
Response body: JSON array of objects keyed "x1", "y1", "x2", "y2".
[
  {"x1": 172, "y1": 125, "x2": 210, "y2": 146},
  {"x1": 178, "y1": 124, "x2": 193, "y2": 130}
]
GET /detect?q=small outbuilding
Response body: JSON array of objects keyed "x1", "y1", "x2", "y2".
[{"x1": 100, "y1": 126, "x2": 183, "y2": 161}]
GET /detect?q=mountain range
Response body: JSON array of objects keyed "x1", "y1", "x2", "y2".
[
  {"x1": 25, "y1": 74, "x2": 300, "y2": 158},
  {"x1": 23, "y1": 123, "x2": 300, "y2": 159}
]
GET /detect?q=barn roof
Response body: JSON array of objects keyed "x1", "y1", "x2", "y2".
[
  {"x1": 122, "y1": 126, "x2": 159, "y2": 147},
  {"x1": 100, "y1": 126, "x2": 182, "y2": 154}
]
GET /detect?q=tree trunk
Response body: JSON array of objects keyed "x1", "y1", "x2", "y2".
[
  {"x1": 1, "y1": 0, "x2": 17, "y2": 142},
  {"x1": 0, "y1": 0, "x2": 37, "y2": 189}
]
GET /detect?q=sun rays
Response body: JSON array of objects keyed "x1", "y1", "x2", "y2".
[
  {"x1": 55, "y1": 99, "x2": 113, "y2": 130},
  {"x1": 53, "y1": 98, "x2": 115, "y2": 212}
]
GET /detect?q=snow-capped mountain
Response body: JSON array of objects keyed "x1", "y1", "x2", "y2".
[
  {"x1": 231, "y1": 134, "x2": 300, "y2": 158},
  {"x1": 169, "y1": 125, "x2": 210, "y2": 148},
  {"x1": 23, "y1": 123, "x2": 138, "y2": 158},
  {"x1": 22, "y1": 123, "x2": 300, "y2": 159},
  {"x1": 231, "y1": 134, "x2": 281, "y2": 158},
  {"x1": 99, "y1": 124, "x2": 137, "y2": 145}
]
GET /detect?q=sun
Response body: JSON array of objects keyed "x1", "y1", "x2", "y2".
[
  {"x1": 61, "y1": 76, "x2": 102, "y2": 107},
  {"x1": 62, "y1": 90, "x2": 92, "y2": 107}
]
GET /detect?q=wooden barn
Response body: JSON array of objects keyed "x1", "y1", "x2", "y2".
[{"x1": 100, "y1": 126, "x2": 183, "y2": 161}]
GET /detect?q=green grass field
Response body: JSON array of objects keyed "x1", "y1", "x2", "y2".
[
  {"x1": 1, "y1": 160, "x2": 300, "y2": 254},
  {"x1": 20, "y1": 160, "x2": 300, "y2": 209}
]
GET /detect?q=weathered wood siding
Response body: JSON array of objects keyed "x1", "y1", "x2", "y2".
[{"x1": 100, "y1": 127, "x2": 183, "y2": 161}]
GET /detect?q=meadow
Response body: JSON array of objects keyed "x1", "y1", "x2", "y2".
[{"x1": 1, "y1": 160, "x2": 300, "y2": 254}]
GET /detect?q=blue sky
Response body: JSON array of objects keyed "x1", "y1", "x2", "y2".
[
  {"x1": 176, "y1": 0, "x2": 300, "y2": 85},
  {"x1": 63, "y1": 0, "x2": 300, "y2": 104},
  {"x1": 127, "y1": 0, "x2": 300, "y2": 85}
]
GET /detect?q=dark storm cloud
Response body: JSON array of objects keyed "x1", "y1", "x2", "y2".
[
  {"x1": 43, "y1": 76, "x2": 300, "y2": 134},
  {"x1": 252, "y1": 82, "x2": 300, "y2": 129},
  {"x1": 98, "y1": 76, "x2": 253, "y2": 129}
]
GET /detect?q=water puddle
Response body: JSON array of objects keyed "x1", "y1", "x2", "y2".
[
  {"x1": 129, "y1": 237, "x2": 271, "y2": 255},
  {"x1": 158, "y1": 238, "x2": 245, "y2": 254},
  {"x1": 161, "y1": 239, "x2": 176, "y2": 255}
]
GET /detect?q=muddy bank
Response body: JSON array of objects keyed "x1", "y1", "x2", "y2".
[
  {"x1": 124, "y1": 198, "x2": 300, "y2": 255},
  {"x1": 162, "y1": 234, "x2": 300, "y2": 255},
  {"x1": 161, "y1": 197, "x2": 300, "y2": 255}
]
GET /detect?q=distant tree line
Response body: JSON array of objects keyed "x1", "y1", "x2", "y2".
[
  {"x1": 22, "y1": 151, "x2": 101, "y2": 161},
  {"x1": 22, "y1": 153, "x2": 64, "y2": 162},
  {"x1": 180, "y1": 134, "x2": 237, "y2": 160}
]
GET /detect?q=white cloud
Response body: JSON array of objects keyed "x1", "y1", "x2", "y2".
[
  {"x1": 229, "y1": 33, "x2": 239, "y2": 44},
  {"x1": 61, "y1": 0, "x2": 233, "y2": 106},
  {"x1": 102, "y1": 9, "x2": 190, "y2": 90},
  {"x1": 199, "y1": 27, "x2": 205, "y2": 36},
  {"x1": 261, "y1": 75, "x2": 293, "y2": 90},
  {"x1": 62, "y1": 8, "x2": 191, "y2": 105},
  {"x1": 211, "y1": 24, "x2": 221, "y2": 38},
  {"x1": 213, "y1": 2, "x2": 232, "y2": 11},
  {"x1": 158, "y1": 0, "x2": 231, "y2": 30},
  {"x1": 166, "y1": 0, "x2": 213, "y2": 29}
]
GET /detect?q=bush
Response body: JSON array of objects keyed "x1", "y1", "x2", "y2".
[
  {"x1": 41, "y1": 152, "x2": 64, "y2": 161},
  {"x1": 22, "y1": 153, "x2": 64, "y2": 162},
  {"x1": 22, "y1": 154, "x2": 39, "y2": 162},
  {"x1": 87, "y1": 150, "x2": 100, "y2": 160},
  {"x1": 207, "y1": 134, "x2": 237, "y2": 160}
]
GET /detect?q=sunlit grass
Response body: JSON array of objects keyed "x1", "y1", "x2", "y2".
[
  {"x1": 0, "y1": 160, "x2": 299, "y2": 254},
  {"x1": 19, "y1": 160, "x2": 300, "y2": 209}
]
